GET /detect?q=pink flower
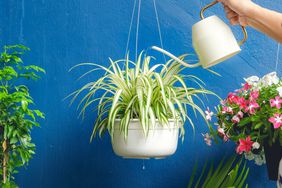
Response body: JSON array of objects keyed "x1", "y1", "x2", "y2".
[
  {"x1": 232, "y1": 115, "x2": 240, "y2": 123},
  {"x1": 268, "y1": 113, "x2": 282, "y2": 129},
  {"x1": 243, "y1": 83, "x2": 252, "y2": 90},
  {"x1": 202, "y1": 133, "x2": 212, "y2": 146},
  {"x1": 250, "y1": 90, "x2": 259, "y2": 101},
  {"x1": 205, "y1": 107, "x2": 214, "y2": 121},
  {"x1": 237, "y1": 97, "x2": 247, "y2": 109},
  {"x1": 220, "y1": 99, "x2": 227, "y2": 105},
  {"x1": 236, "y1": 136, "x2": 254, "y2": 154},
  {"x1": 269, "y1": 96, "x2": 282, "y2": 109},
  {"x1": 217, "y1": 127, "x2": 229, "y2": 142},
  {"x1": 237, "y1": 111, "x2": 244, "y2": 119},
  {"x1": 222, "y1": 106, "x2": 233, "y2": 114},
  {"x1": 227, "y1": 93, "x2": 240, "y2": 104},
  {"x1": 244, "y1": 101, "x2": 259, "y2": 114}
]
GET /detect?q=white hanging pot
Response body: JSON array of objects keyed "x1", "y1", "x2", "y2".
[
  {"x1": 111, "y1": 119, "x2": 181, "y2": 159},
  {"x1": 152, "y1": 0, "x2": 248, "y2": 69}
]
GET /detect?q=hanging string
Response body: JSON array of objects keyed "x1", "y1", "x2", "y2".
[
  {"x1": 275, "y1": 43, "x2": 280, "y2": 72},
  {"x1": 125, "y1": 0, "x2": 165, "y2": 62},
  {"x1": 135, "y1": 0, "x2": 142, "y2": 61},
  {"x1": 124, "y1": 0, "x2": 137, "y2": 59},
  {"x1": 153, "y1": 0, "x2": 167, "y2": 63}
]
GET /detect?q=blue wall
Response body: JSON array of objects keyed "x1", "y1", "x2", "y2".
[{"x1": 0, "y1": 0, "x2": 281, "y2": 187}]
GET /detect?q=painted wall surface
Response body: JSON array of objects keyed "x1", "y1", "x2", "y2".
[{"x1": 0, "y1": 0, "x2": 281, "y2": 187}]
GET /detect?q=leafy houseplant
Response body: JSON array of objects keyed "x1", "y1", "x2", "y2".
[
  {"x1": 188, "y1": 156, "x2": 249, "y2": 188},
  {"x1": 0, "y1": 45, "x2": 45, "y2": 187},
  {"x1": 205, "y1": 72, "x2": 282, "y2": 180},
  {"x1": 69, "y1": 52, "x2": 217, "y2": 158}
]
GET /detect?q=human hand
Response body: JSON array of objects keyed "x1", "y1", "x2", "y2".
[{"x1": 217, "y1": 0, "x2": 254, "y2": 26}]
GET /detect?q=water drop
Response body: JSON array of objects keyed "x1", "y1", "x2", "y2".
[{"x1": 142, "y1": 160, "x2": 146, "y2": 170}]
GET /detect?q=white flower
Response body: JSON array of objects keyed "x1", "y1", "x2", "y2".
[
  {"x1": 260, "y1": 72, "x2": 279, "y2": 87},
  {"x1": 244, "y1": 149, "x2": 266, "y2": 165},
  {"x1": 252, "y1": 142, "x2": 260, "y2": 149},
  {"x1": 254, "y1": 154, "x2": 266, "y2": 166},
  {"x1": 244, "y1": 76, "x2": 259, "y2": 86},
  {"x1": 202, "y1": 133, "x2": 212, "y2": 146},
  {"x1": 205, "y1": 107, "x2": 214, "y2": 121},
  {"x1": 277, "y1": 87, "x2": 282, "y2": 97},
  {"x1": 244, "y1": 152, "x2": 255, "y2": 160},
  {"x1": 231, "y1": 115, "x2": 240, "y2": 123},
  {"x1": 237, "y1": 111, "x2": 244, "y2": 118},
  {"x1": 221, "y1": 122, "x2": 226, "y2": 128}
]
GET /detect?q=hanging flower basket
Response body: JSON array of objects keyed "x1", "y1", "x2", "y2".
[{"x1": 205, "y1": 72, "x2": 282, "y2": 180}]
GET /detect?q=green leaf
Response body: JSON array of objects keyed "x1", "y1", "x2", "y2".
[
  {"x1": 21, "y1": 100, "x2": 28, "y2": 111},
  {"x1": 189, "y1": 156, "x2": 249, "y2": 188}
]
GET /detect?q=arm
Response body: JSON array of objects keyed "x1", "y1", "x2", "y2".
[
  {"x1": 219, "y1": 0, "x2": 282, "y2": 43},
  {"x1": 248, "y1": 3, "x2": 282, "y2": 43}
]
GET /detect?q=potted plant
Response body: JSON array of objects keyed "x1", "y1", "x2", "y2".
[
  {"x1": 204, "y1": 72, "x2": 282, "y2": 180},
  {"x1": 188, "y1": 156, "x2": 249, "y2": 188},
  {"x1": 69, "y1": 52, "x2": 217, "y2": 159},
  {"x1": 0, "y1": 45, "x2": 45, "y2": 187}
]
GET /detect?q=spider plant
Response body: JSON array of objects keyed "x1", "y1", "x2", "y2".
[
  {"x1": 188, "y1": 156, "x2": 249, "y2": 188},
  {"x1": 68, "y1": 52, "x2": 217, "y2": 141}
]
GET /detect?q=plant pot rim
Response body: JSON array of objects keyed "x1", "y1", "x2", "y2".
[
  {"x1": 114, "y1": 118, "x2": 180, "y2": 122},
  {"x1": 114, "y1": 118, "x2": 182, "y2": 130}
]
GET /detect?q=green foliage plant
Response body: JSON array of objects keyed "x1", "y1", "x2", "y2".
[
  {"x1": 0, "y1": 45, "x2": 45, "y2": 187},
  {"x1": 69, "y1": 52, "x2": 217, "y2": 141},
  {"x1": 188, "y1": 156, "x2": 249, "y2": 188}
]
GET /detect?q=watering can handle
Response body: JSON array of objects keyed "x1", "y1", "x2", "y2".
[
  {"x1": 151, "y1": 46, "x2": 201, "y2": 68},
  {"x1": 200, "y1": 0, "x2": 248, "y2": 46}
]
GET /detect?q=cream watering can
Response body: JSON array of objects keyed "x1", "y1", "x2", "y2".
[{"x1": 152, "y1": 0, "x2": 248, "y2": 69}]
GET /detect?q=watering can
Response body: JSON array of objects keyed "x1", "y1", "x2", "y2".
[{"x1": 152, "y1": 0, "x2": 248, "y2": 69}]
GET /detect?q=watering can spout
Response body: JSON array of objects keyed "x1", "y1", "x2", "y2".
[{"x1": 151, "y1": 46, "x2": 201, "y2": 68}]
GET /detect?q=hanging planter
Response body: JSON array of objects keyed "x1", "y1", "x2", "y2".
[
  {"x1": 68, "y1": 52, "x2": 217, "y2": 159},
  {"x1": 112, "y1": 119, "x2": 180, "y2": 159},
  {"x1": 206, "y1": 72, "x2": 282, "y2": 180},
  {"x1": 264, "y1": 140, "x2": 282, "y2": 180}
]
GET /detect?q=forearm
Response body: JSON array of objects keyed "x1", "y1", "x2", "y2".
[
  {"x1": 247, "y1": 3, "x2": 282, "y2": 43},
  {"x1": 247, "y1": 17, "x2": 281, "y2": 42}
]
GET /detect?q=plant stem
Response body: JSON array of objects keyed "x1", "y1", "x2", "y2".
[{"x1": 2, "y1": 139, "x2": 8, "y2": 184}]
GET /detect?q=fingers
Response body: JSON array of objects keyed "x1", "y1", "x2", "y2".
[
  {"x1": 219, "y1": 0, "x2": 249, "y2": 26},
  {"x1": 224, "y1": 6, "x2": 240, "y2": 25},
  {"x1": 217, "y1": 0, "x2": 225, "y2": 3},
  {"x1": 239, "y1": 16, "x2": 248, "y2": 26},
  {"x1": 225, "y1": 9, "x2": 237, "y2": 20},
  {"x1": 230, "y1": 16, "x2": 240, "y2": 25}
]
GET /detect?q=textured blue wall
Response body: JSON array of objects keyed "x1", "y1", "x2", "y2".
[{"x1": 0, "y1": 0, "x2": 281, "y2": 187}]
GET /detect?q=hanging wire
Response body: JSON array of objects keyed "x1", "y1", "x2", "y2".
[
  {"x1": 125, "y1": 0, "x2": 166, "y2": 62},
  {"x1": 153, "y1": 0, "x2": 167, "y2": 63},
  {"x1": 135, "y1": 0, "x2": 142, "y2": 61},
  {"x1": 275, "y1": 43, "x2": 280, "y2": 72},
  {"x1": 124, "y1": 0, "x2": 137, "y2": 59}
]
